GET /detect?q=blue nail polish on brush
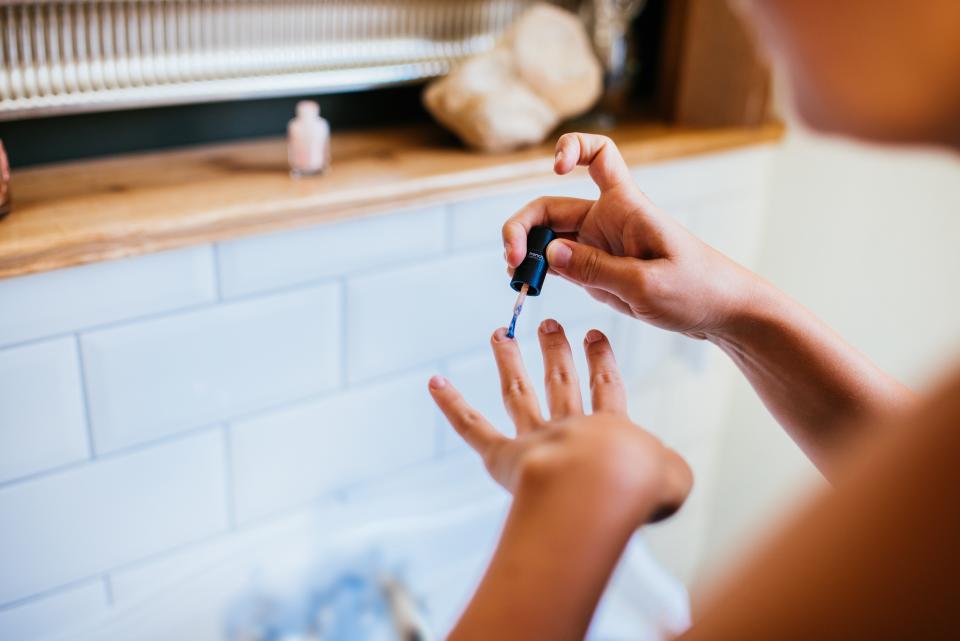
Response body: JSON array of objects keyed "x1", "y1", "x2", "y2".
[
  {"x1": 506, "y1": 225, "x2": 556, "y2": 338},
  {"x1": 507, "y1": 293, "x2": 525, "y2": 339}
]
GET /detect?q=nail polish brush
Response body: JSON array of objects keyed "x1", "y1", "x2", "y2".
[{"x1": 507, "y1": 225, "x2": 557, "y2": 338}]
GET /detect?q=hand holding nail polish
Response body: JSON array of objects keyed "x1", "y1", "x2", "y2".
[{"x1": 502, "y1": 132, "x2": 760, "y2": 340}]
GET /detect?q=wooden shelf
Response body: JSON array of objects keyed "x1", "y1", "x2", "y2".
[{"x1": 0, "y1": 120, "x2": 783, "y2": 280}]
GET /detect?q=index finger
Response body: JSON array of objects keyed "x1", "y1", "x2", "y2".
[
  {"x1": 503, "y1": 196, "x2": 593, "y2": 268},
  {"x1": 554, "y1": 132, "x2": 633, "y2": 192}
]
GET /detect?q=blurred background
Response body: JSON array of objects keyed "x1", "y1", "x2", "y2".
[{"x1": 1, "y1": 1, "x2": 959, "y2": 640}]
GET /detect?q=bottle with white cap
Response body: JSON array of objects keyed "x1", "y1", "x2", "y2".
[{"x1": 287, "y1": 100, "x2": 331, "y2": 177}]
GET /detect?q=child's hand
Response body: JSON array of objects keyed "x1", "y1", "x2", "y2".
[
  {"x1": 503, "y1": 132, "x2": 761, "y2": 340},
  {"x1": 429, "y1": 320, "x2": 692, "y2": 525}
]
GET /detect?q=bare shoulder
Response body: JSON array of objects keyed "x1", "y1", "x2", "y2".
[
  {"x1": 681, "y1": 364, "x2": 960, "y2": 641},
  {"x1": 834, "y1": 363, "x2": 960, "y2": 490},
  {"x1": 909, "y1": 364, "x2": 960, "y2": 438}
]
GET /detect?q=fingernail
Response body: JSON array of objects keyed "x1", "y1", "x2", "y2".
[
  {"x1": 555, "y1": 149, "x2": 564, "y2": 165},
  {"x1": 541, "y1": 319, "x2": 560, "y2": 334},
  {"x1": 546, "y1": 240, "x2": 572, "y2": 269},
  {"x1": 503, "y1": 241, "x2": 511, "y2": 264},
  {"x1": 585, "y1": 329, "x2": 604, "y2": 344},
  {"x1": 428, "y1": 375, "x2": 447, "y2": 390},
  {"x1": 493, "y1": 327, "x2": 510, "y2": 342}
]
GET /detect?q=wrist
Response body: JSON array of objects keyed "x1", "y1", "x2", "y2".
[
  {"x1": 706, "y1": 270, "x2": 787, "y2": 348},
  {"x1": 513, "y1": 436, "x2": 689, "y2": 528},
  {"x1": 514, "y1": 468, "x2": 647, "y2": 534}
]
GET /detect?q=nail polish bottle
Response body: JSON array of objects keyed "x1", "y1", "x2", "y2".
[
  {"x1": 510, "y1": 226, "x2": 557, "y2": 296},
  {"x1": 506, "y1": 226, "x2": 556, "y2": 338},
  {"x1": 287, "y1": 100, "x2": 331, "y2": 178}
]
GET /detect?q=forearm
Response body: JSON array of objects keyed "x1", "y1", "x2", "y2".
[
  {"x1": 448, "y1": 477, "x2": 642, "y2": 641},
  {"x1": 682, "y1": 369, "x2": 960, "y2": 641},
  {"x1": 709, "y1": 276, "x2": 913, "y2": 474}
]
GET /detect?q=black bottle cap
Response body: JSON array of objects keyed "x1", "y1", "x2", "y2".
[{"x1": 510, "y1": 225, "x2": 557, "y2": 296}]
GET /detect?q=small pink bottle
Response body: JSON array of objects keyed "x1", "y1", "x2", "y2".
[
  {"x1": 0, "y1": 140, "x2": 11, "y2": 220},
  {"x1": 287, "y1": 100, "x2": 330, "y2": 177}
]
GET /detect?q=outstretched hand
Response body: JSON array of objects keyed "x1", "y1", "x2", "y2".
[
  {"x1": 429, "y1": 320, "x2": 691, "y2": 525},
  {"x1": 502, "y1": 133, "x2": 760, "y2": 339}
]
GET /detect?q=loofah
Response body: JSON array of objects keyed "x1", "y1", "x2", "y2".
[{"x1": 423, "y1": 3, "x2": 603, "y2": 152}]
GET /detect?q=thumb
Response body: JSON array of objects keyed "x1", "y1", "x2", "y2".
[{"x1": 546, "y1": 239, "x2": 639, "y2": 299}]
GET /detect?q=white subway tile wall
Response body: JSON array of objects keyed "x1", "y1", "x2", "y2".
[
  {"x1": 449, "y1": 189, "x2": 539, "y2": 251},
  {"x1": 346, "y1": 248, "x2": 599, "y2": 384},
  {"x1": 230, "y1": 370, "x2": 437, "y2": 524},
  {"x1": 81, "y1": 284, "x2": 341, "y2": 453},
  {"x1": 0, "y1": 337, "x2": 88, "y2": 483},
  {"x1": 0, "y1": 147, "x2": 776, "y2": 639},
  {"x1": 346, "y1": 251, "x2": 510, "y2": 382},
  {"x1": 217, "y1": 206, "x2": 447, "y2": 298},
  {"x1": 631, "y1": 146, "x2": 772, "y2": 206},
  {"x1": 448, "y1": 178, "x2": 598, "y2": 252},
  {"x1": 0, "y1": 247, "x2": 216, "y2": 348},
  {"x1": 0, "y1": 430, "x2": 227, "y2": 603},
  {"x1": 0, "y1": 581, "x2": 109, "y2": 641}
]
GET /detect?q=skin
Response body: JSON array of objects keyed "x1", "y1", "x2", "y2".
[
  {"x1": 737, "y1": 0, "x2": 960, "y2": 146},
  {"x1": 503, "y1": 133, "x2": 914, "y2": 473},
  {"x1": 430, "y1": 1, "x2": 960, "y2": 639},
  {"x1": 429, "y1": 325, "x2": 692, "y2": 641}
]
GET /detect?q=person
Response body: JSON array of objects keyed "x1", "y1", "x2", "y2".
[{"x1": 426, "y1": 1, "x2": 960, "y2": 639}]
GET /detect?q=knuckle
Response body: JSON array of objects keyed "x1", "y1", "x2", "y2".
[
  {"x1": 558, "y1": 132, "x2": 577, "y2": 147},
  {"x1": 502, "y1": 376, "x2": 531, "y2": 399},
  {"x1": 581, "y1": 249, "x2": 603, "y2": 284},
  {"x1": 593, "y1": 134, "x2": 613, "y2": 147},
  {"x1": 528, "y1": 196, "x2": 552, "y2": 212},
  {"x1": 545, "y1": 366, "x2": 574, "y2": 387},
  {"x1": 458, "y1": 407, "x2": 484, "y2": 429},
  {"x1": 586, "y1": 133, "x2": 614, "y2": 152},
  {"x1": 502, "y1": 219, "x2": 522, "y2": 239},
  {"x1": 591, "y1": 369, "x2": 621, "y2": 388}
]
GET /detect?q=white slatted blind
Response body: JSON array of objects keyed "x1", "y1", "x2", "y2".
[{"x1": 0, "y1": 0, "x2": 573, "y2": 119}]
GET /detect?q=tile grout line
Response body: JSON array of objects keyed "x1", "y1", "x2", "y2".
[
  {"x1": 442, "y1": 203, "x2": 455, "y2": 254},
  {"x1": 73, "y1": 334, "x2": 99, "y2": 460},
  {"x1": 221, "y1": 424, "x2": 238, "y2": 530},
  {"x1": 210, "y1": 243, "x2": 224, "y2": 301},
  {"x1": 0, "y1": 576, "x2": 105, "y2": 614},
  {"x1": 339, "y1": 276, "x2": 349, "y2": 387},
  {"x1": 0, "y1": 519, "x2": 234, "y2": 613},
  {"x1": 0, "y1": 299, "x2": 217, "y2": 353},
  {"x1": 0, "y1": 422, "x2": 223, "y2": 491},
  {"x1": 101, "y1": 574, "x2": 114, "y2": 606}
]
